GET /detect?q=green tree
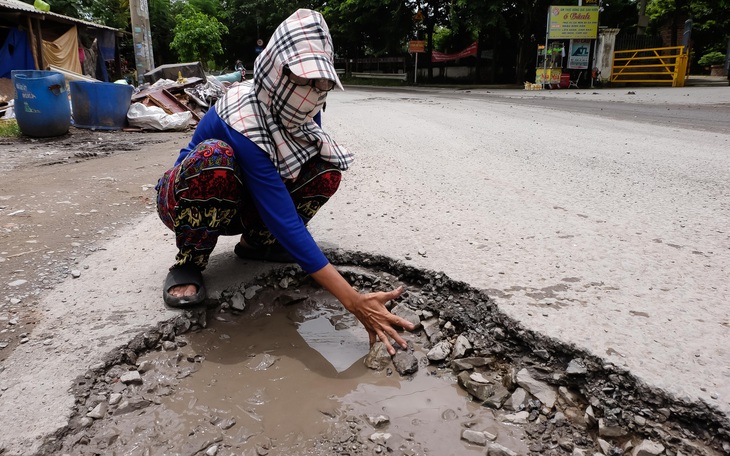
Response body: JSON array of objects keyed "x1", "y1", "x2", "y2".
[
  {"x1": 323, "y1": 0, "x2": 413, "y2": 58},
  {"x1": 220, "y1": 0, "x2": 326, "y2": 69},
  {"x1": 82, "y1": 0, "x2": 130, "y2": 29},
  {"x1": 647, "y1": 0, "x2": 730, "y2": 69},
  {"x1": 149, "y1": 0, "x2": 176, "y2": 65},
  {"x1": 170, "y1": 4, "x2": 229, "y2": 69}
]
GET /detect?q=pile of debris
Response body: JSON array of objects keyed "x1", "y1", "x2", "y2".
[{"x1": 128, "y1": 61, "x2": 247, "y2": 131}]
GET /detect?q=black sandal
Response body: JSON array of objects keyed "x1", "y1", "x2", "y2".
[
  {"x1": 234, "y1": 242, "x2": 294, "y2": 263},
  {"x1": 163, "y1": 264, "x2": 207, "y2": 308}
]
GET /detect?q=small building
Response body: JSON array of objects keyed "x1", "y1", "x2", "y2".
[{"x1": 0, "y1": 0, "x2": 123, "y2": 82}]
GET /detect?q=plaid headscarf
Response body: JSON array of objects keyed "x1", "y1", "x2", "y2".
[{"x1": 215, "y1": 9, "x2": 353, "y2": 180}]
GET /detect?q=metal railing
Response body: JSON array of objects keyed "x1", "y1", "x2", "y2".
[
  {"x1": 350, "y1": 72, "x2": 408, "y2": 81},
  {"x1": 611, "y1": 46, "x2": 689, "y2": 87}
]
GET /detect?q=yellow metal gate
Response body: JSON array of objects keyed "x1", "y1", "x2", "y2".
[{"x1": 611, "y1": 46, "x2": 689, "y2": 87}]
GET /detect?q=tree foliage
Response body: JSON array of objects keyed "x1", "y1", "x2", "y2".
[
  {"x1": 32, "y1": 0, "x2": 729, "y2": 82},
  {"x1": 170, "y1": 4, "x2": 229, "y2": 68},
  {"x1": 647, "y1": 0, "x2": 730, "y2": 64}
]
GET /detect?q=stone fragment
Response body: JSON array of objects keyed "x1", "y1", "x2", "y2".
[
  {"x1": 137, "y1": 360, "x2": 154, "y2": 373},
  {"x1": 461, "y1": 429, "x2": 487, "y2": 446},
  {"x1": 114, "y1": 398, "x2": 151, "y2": 414},
  {"x1": 487, "y1": 442, "x2": 518, "y2": 456},
  {"x1": 71, "y1": 270, "x2": 81, "y2": 278},
  {"x1": 220, "y1": 418, "x2": 236, "y2": 430},
  {"x1": 422, "y1": 318, "x2": 440, "y2": 339},
  {"x1": 367, "y1": 415, "x2": 390, "y2": 428},
  {"x1": 8, "y1": 280, "x2": 27, "y2": 287},
  {"x1": 563, "y1": 407, "x2": 587, "y2": 429},
  {"x1": 109, "y1": 393, "x2": 122, "y2": 406},
  {"x1": 391, "y1": 304, "x2": 421, "y2": 330},
  {"x1": 251, "y1": 354, "x2": 278, "y2": 371},
  {"x1": 504, "y1": 387, "x2": 528, "y2": 411},
  {"x1": 452, "y1": 335, "x2": 471, "y2": 358},
  {"x1": 443, "y1": 321, "x2": 455, "y2": 335},
  {"x1": 458, "y1": 371, "x2": 494, "y2": 402},
  {"x1": 364, "y1": 342, "x2": 391, "y2": 370},
  {"x1": 369, "y1": 432, "x2": 391, "y2": 445},
  {"x1": 162, "y1": 341, "x2": 177, "y2": 351},
  {"x1": 119, "y1": 371, "x2": 142, "y2": 385},
  {"x1": 632, "y1": 440, "x2": 665, "y2": 456},
  {"x1": 206, "y1": 444, "x2": 218, "y2": 456},
  {"x1": 572, "y1": 449, "x2": 587, "y2": 456},
  {"x1": 584, "y1": 405, "x2": 597, "y2": 426},
  {"x1": 483, "y1": 385, "x2": 511, "y2": 409},
  {"x1": 427, "y1": 340, "x2": 452, "y2": 361},
  {"x1": 79, "y1": 417, "x2": 93, "y2": 428},
  {"x1": 244, "y1": 285, "x2": 261, "y2": 300},
  {"x1": 502, "y1": 411, "x2": 529, "y2": 425},
  {"x1": 634, "y1": 415, "x2": 647, "y2": 426},
  {"x1": 451, "y1": 357, "x2": 493, "y2": 372},
  {"x1": 566, "y1": 358, "x2": 588, "y2": 375},
  {"x1": 393, "y1": 350, "x2": 418, "y2": 376},
  {"x1": 469, "y1": 372, "x2": 491, "y2": 383},
  {"x1": 230, "y1": 291, "x2": 245, "y2": 311},
  {"x1": 558, "y1": 386, "x2": 582, "y2": 407},
  {"x1": 598, "y1": 418, "x2": 627, "y2": 437},
  {"x1": 597, "y1": 438, "x2": 612, "y2": 454},
  {"x1": 516, "y1": 368, "x2": 557, "y2": 409},
  {"x1": 87, "y1": 401, "x2": 108, "y2": 419}
]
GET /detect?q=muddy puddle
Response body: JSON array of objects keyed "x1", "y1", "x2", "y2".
[{"x1": 39, "y1": 254, "x2": 730, "y2": 456}]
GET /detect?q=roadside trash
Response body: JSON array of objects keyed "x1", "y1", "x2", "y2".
[
  {"x1": 211, "y1": 71, "x2": 243, "y2": 84},
  {"x1": 132, "y1": 78, "x2": 204, "y2": 124},
  {"x1": 70, "y1": 81, "x2": 134, "y2": 130},
  {"x1": 0, "y1": 99, "x2": 14, "y2": 119},
  {"x1": 127, "y1": 102, "x2": 192, "y2": 131},
  {"x1": 184, "y1": 78, "x2": 229, "y2": 109},
  {"x1": 33, "y1": 0, "x2": 50, "y2": 12},
  {"x1": 11, "y1": 70, "x2": 70, "y2": 137}
]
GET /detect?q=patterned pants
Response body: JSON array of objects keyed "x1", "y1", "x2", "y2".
[{"x1": 156, "y1": 139, "x2": 341, "y2": 270}]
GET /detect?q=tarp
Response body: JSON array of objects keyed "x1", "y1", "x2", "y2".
[
  {"x1": 0, "y1": 27, "x2": 35, "y2": 78},
  {"x1": 96, "y1": 30, "x2": 116, "y2": 61},
  {"x1": 41, "y1": 26, "x2": 82, "y2": 75},
  {"x1": 431, "y1": 41, "x2": 478, "y2": 63}
]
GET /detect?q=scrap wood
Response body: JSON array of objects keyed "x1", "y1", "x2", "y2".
[
  {"x1": 131, "y1": 77, "x2": 203, "y2": 102},
  {"x1": 141, "y1": 89, "x2": 200, "y2": 123}
]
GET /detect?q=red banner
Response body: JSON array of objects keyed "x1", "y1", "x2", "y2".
[{"x1": 431, "y1": 41, "x2": 478, "y2": 63}]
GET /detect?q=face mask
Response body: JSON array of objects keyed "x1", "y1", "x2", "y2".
[{"x1": 271, "y1": 78, "x2": 327, "y2": 129}]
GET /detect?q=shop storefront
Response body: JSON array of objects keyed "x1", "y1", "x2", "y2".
[{"x1": 536, "y1": 5, "x2": 599, "y2": 88}]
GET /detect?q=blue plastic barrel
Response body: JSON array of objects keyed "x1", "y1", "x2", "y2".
[
  {"x1": 70, "y1": 81, "x2": 134, "y2": 130},
  {"x1": 11, "y1": 70, "x2": 71, "y2": 137}
]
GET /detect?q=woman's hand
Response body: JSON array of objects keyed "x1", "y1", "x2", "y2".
[
  {"x1": 311, "y1": 264, "x2": 416, "y2": 355},
  {"x1": 343, "y1": 286, "x2": 416, "y2": 355}
]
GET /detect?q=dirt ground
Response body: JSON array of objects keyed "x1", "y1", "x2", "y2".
[{"x1": 0, "y1": 127, "x2": 188, "y2": 361}]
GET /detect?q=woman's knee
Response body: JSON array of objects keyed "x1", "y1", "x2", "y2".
[{"x1": 178, "y1": 139, "x2": 242, "y2": 201}]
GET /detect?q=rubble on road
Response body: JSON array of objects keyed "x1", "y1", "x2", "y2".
[{"x1": 33, "y1": 252, "x2": 730, "y2": 455}]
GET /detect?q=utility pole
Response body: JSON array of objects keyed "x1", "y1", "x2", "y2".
[
  {"x1": 637, "y1": 0, "x2": 649, "y2": 35},
  {"x1": 129, "y1": 0, "x2": 155, "y2": 82}
]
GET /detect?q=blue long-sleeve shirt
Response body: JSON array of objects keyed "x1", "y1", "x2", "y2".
[{"x1": 174, "y1": 107, "x2": 328, "y2": 274}]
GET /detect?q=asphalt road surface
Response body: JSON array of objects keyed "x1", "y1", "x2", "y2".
[{"x1": 0, "y1": 84, "x2": 728, "y2": 454}]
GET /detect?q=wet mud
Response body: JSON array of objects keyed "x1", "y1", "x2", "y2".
[{"x1": 36, "y1": 252, "x2": 730, "y2": 455}]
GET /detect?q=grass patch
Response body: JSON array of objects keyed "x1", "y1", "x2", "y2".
[{"x1": 0, "y1": 119, "x2": 21, "y2": 138}]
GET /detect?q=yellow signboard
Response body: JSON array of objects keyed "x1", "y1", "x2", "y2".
[
  {"x1": 548, "y1": 6, "x2": 599, "y2": 39},
  {"x1": 535, "y1": 68, "x2": 562, "y2": 85},
  {"x1": 408, "y1": 40, "x2": 425, "y2": 53}
]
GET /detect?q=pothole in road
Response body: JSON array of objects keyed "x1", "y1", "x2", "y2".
[{"x1": 37, "y1": 253, "x2": 729, "y2": 456}]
